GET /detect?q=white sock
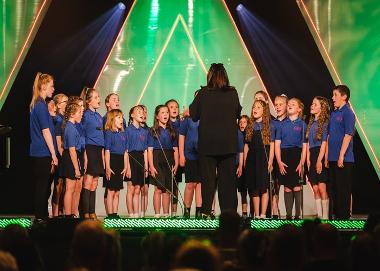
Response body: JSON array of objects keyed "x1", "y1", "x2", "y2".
[
  {"x1": 315, "y1": 199, "x2": 322, "y2": 218},
  {"x1": 260, "y1": 214, "x2": 266, "y2": 219},
  {"x1": 154, "y1": 214, "x2": 161, "y2": 218},
  {"x1": 322, "y1": 199, "x2": 329, "y2": 220}
]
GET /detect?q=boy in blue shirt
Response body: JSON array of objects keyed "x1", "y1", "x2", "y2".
[{"x1": 328, "y1": 85, "x2": 355, "y2": 220}]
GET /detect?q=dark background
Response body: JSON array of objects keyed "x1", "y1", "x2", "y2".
[{"x1": 0, "y1": 0, "x2": 379, "y2": 215}]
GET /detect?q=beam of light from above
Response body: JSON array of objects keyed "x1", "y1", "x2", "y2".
[
  {"x1": 118, "y1": 2, "x2": 126, "y2": 10},
  {"x1": 55, "y1": 3, "x2": 126, "y2": 91},
  {"x1": 236, "y1": 4, "x2": 325, "y2": 104}
]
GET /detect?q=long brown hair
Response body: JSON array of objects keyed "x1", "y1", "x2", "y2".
[
  {"x1": 150, "y1": 105, "x2": 176, "y2": 140},
  {"x1": 80, "y1": 86, "x2": 97, "y2": 110},
  {"x1": 306, "y1": 96, "x2": 330, "y2": 141},
  {"x1": 206, "y1": 63, "x2": 230, "y2": 89},
  {"x1": 30, "y1": 72, "x2": 54, "y2": 111},
  {"x1": 104, "y1": 109, "x2": 124, "y2": 132},
  {"x1": 245, "y1": 100, "x2": 271, "y2": 145}
]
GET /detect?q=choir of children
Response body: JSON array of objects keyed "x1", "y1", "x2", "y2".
[{"x1": 30, "y1": 70, "x2": 355, "y2": 220}]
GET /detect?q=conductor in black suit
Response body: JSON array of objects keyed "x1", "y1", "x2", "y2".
[{"x1": 189, "y1": 63, "x2": 242, "y2": 218}]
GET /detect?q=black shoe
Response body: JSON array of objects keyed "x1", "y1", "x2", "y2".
[
  {"x1": 183, "y1": 209, "x2": 190, "y2": 219},
  {"x1": 286, "y1": 215, "x2": 292, "y2": 220},
  {"x1": 272, "y1": 215, "x2": 279, "y2": 219},
  {"x1": 33, "y1": 217, "x2": 48, "y2": 226},
  {"x1": 210, "y1": 211, "x2": 216, "y2": 220},
  {"x1": 294, "y1": 216, "x2": 300, "y2": 220}
]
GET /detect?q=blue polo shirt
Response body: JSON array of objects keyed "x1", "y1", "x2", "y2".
[
  {"x1": 82, "y1": 109, "x2": 104, "y2": 147},
  {"x1": 29, "y1": 97, "x2": 57, "y2": 157},
  {"x1": 275, "y1": 117, "x2": 307, "y2": 148},
  {"x1": 54, "y1": 113, "x2": 64, "y2": 137},
  {"x1": 148, "y1": 127, "x2": 178, "y2": 150},
  {"x1": 126, "y1": 123, "x2": 148, "y2": 152},
  {"x1": 63, "y1": 121, "x2": 81, "y2": 151},
  {"x1": 75, "y1": 123, "x2": 86, "y2": 151},
  {"x1": 236, "y1": 130, "x2": 244, "y2": 165},
  {"x1": 179, "y1": 118, "x2": 199, "y2": 160},
  {"x1": 104, "y1": 130, "x2": 127, "y2": 155},
  {"x1": 328, "y1": 103, "x2": 355, "y2": 162},
  {"x1": 253, "y1": 121, "x2": 276, "y2": 143},
  {"x1": 308, "y1": 121, "x2": 328, "y2": 148}
]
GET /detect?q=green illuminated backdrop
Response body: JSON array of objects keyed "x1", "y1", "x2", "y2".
[
  {"x1": 299, "y1": 0, "x2": 380, "y2": 178},
  {"x1": 95, "y1": 0, "x2": 265, "y2": 123},
  {"x1": 0, "y1": 0, "x2": 48, "y2": 110}
]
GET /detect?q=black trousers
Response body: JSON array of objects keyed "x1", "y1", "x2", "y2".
[
  {"x1": 329, "y1": 162, "x2": 354, "y2": 220},
  {"x1": 32, "y1": 156, "x2": 52, "y2": 219},
  {"x1": 199, "y1": 154, "x2": 237, "y2": 215}
]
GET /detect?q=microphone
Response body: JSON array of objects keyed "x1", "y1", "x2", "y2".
[{"x1": 96, "y1": 127, "x2": 103, "y2": 131}]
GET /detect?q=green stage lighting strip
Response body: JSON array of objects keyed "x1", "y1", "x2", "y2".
[
  {"x1": 251, "y1": 219, "x2": 365, "y2": 230},
  {"x1": 0, "y1": 218, "x2": 32, "y2": 228},
  {"x1": 104, "y1": 218, "x2": 219, "y2": 229}
]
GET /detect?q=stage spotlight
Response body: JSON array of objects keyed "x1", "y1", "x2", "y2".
[
  {"x1": 118, "y1": 2, "x2": 126, "y2": 10},
  {"x1": 236, "y1": 4, "x2": 244, "y2": 12}
]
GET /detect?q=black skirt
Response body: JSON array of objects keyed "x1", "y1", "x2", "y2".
[
  {"x1": 85, "y1": 144, "x2": 104, "y2": 176},
  {"x1": 175, "y1": 166, "x2": 184, "y2": 182},
  {"x1": 278, "y1": 147, "x2": 302, "y2": 188},
  {"x1": 60, "y1": 149, "x2": 84, "y2": 180},
  {"x1": 184, "y1": 159, "x2": 201, "y2": 183},
  {"x1": 151, "y1": 149, "x2": 174, "y2": 191},
  {"x1": 308, "y1": 146, "x2": 328, "y2": 185},
  {"x1": 237, "y1": 170, "x2": 247, "y2": 192},
  {"x1": 106, "y1": 153, "x2": 124, "y2": 191},
  {"x1": 127, "y1": 151, "x2": 146, "y2": 186},
  {"x1": 244, "y1": 133, "x2": 270, "y2": 193}
]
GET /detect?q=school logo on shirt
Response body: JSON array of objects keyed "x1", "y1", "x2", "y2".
[
  {"x1": 139, "y1": 134, "x2": 145, "y2": 141},
  {"x1": 336, "y1": 116, "x2": 343, "y2": 122},
  {"x1": 293, "y1": 125, "x2": 302, "y2": 132},
  {"x1": 120, "y1": 135, "x2": 126, "y2": 141}
]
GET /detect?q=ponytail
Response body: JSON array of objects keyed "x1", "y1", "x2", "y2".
[
  {"x1": 80, "y1": 86, "x2": 97, "y2": 110},
  {"x1": 30, "y1": 72, "x2": 53, "y2": 111}
]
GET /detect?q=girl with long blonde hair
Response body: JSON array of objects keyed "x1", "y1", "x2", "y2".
[{"x1": 29, "y1": 72, "x2": 57, "y2": 223}]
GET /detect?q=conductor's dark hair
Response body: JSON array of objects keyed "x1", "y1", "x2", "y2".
[
  {"x1": 207, "y1": 63, "x2": 230, "y2": 89},
  {"x1": 333, "y1": 85, "x2": 350, "y2": 102}
]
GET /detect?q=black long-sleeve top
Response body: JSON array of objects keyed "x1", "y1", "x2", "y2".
[{"x1": 189, "y1": 86, "x2": 242, "y2": 156}]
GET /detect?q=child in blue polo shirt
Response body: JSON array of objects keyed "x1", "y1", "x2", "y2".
[
  {"x1": 104, "y1": 109, "x2": 127, "y2": 218},
  {"x1": 80, "y1": 87, "x2": 104, "y2": 219},
  {"x1": 51, "y1": 93, "x2": 68, "y2": 217},
  {"x1": 237, "y1": 115, "x2": 249, "y2": 218},
  {"x1": 125, "y1": 105, "x2": 149, "y2": 218},
  {"x1": 139, "y1": 104, "x2": 150, "y2": 214},
  {"x1": 29, "y1": 72, "x2": 57, "y2": 222},
  {"x1": 244, "y1": 100, "x2": 275, "y2": 219},
  {"x1": 102, "y1": 93, "x2": 126, "y2": 216},
  {"x1": 275, "y1": 98, "x2": 307, "y2": 219},
  {"x1": 61, "y1": 102, "x2": 84, "y2": 217},
  {"x1": 179, "y1": 115, "x2": 201, "y2": 218},
  {"x1": 66, "y1": 96, "x2": 86, "y2": 217},
  {"x1": 306, "y1": 96, "x2": 330, "y2": 219},
  {"x1": 148, "y1": 105, "x2": 179, "y2": 218},
  {"x1": 271, "y1": 94, "x2": 288, "y2": 219},
  {"x1": 165, "y1": 99, "x2": 182, "y2": 218},
  {"x1": 328, "y1": 85, "x2": 355, "y2": 220}
]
